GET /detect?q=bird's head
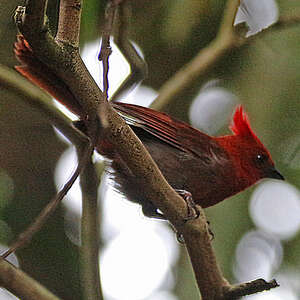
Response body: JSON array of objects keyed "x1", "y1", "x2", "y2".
[{"x1": 218, "y1": 105, "x2": 284, "y2": 187}]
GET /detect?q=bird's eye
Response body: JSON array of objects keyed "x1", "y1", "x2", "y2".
[{"x1": 255, "y1": 154, "x2": 268, "y2": 165}]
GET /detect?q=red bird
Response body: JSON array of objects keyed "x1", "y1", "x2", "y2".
[{"x1": 14, "y1": 35, "x2": 284, "y2": 218}]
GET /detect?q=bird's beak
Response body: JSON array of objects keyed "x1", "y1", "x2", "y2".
[{"x1": 266, "y1": 167, "x2": 285, "y2": 180}]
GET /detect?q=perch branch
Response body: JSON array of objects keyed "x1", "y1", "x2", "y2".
[
  {"x1": 4, "y1": 0, "x2": 283, "y2": 298},
  {"x1": 97, "y1": 103, "x2": 230, "y2": 299}
]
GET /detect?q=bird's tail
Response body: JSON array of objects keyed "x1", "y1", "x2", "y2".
[{"x1": 14, "y1": 35, "x2": 84, "y2": 118}]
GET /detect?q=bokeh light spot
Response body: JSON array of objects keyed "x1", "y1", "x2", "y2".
[
  {"x1": 0, "y1": 245, "x2": 19, "y2": 267},
  {"x1": 250, "y1": 181, "x2": 300, "y2": 239},
  {"x1": 234, "y1": 0, "x2": 278, "y2": 37},
  {"x1": 234, "y1": 230, "x2": 283, "y2": 282},
  {"x1": 189, "y1": 82, "x2": 237, "y2": 134},
  {"x1": 122, "y1": 85, "x2": 158, "y2": 107},
  {"x1": 0, "y1": 289, "x2": 19, "y2": 300},
  {"x1": 101, "y1": 226, "x2": 175, "y2": 300}
]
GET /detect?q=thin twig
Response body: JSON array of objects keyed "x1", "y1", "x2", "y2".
[
  {"x1": 98, "y1": 1, "x2": 117, "y2": 100},
  {"x1": 150, "y1": 0, "x2": 241, "y2": 111},
  {"x1": 110, "y1": 1, "x2": 148, "y2": 102},
  {"x1": 1, "y1": 141, "x2": 94, "y2": 259}
]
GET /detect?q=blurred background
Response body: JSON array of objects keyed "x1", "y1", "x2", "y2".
[{"x1": 0, "y1": 0, "x2": 299, "y2": 299}]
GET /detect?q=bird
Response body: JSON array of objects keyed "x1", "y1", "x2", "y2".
[{"x1": 13, "y1": 35, "x2": 284, "y2": 218}]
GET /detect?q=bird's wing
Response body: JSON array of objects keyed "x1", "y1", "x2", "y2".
[{"x1": 112, "y1": 102, "x2": 213, "y2": 157}]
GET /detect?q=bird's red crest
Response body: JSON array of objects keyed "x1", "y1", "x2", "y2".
[{"x1": 230, "y1": 105, "x2": 257, "y2": 139}]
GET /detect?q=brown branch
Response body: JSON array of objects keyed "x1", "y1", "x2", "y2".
[
  {"x1": 270, "y1": 12, "x2": 300, "y2": 30},
  {"x1": 56, "y1": 1, "x2": 103, "y2": 299},
  {"x1": 181, "y1": 209, "x2": 230, "y2": 298},
  {"x1": 248, "y1": 12, "x2": 300, "y2": 41},
  {"x1": 0, "y1": 257, "x2": 60, "y2": 300},
  {"x1": 15, "y1": 0, "x2": 103, "y2": 121},
  {"x1": 56, "y1": 0, "x2": 82, "y2": 47},
  {"x1": 97, "y1": 103, "x2": 231, "y2": 300},
  {"x1": 223, "y1": 279, "x2": 279, "y2": 299}
]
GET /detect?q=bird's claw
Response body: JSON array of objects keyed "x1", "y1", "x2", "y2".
[{"x1": 175, "y1": 189, "x2": 199, "y2": 222}]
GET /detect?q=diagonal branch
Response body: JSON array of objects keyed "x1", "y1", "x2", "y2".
[
  {"x1": 1, "y1": 141, "x2": 94, "y2": 259},
  {"x1": 0, "y1": 257, "x2": 60, "y2": 300},
  {"x1": 150, "y1": 0, "x2": 300, "y2": 111},
  {"x1": 150, "y1": 0, "x2": 241, "y2": 111},
  {"x1": 97, "y1": 103, "x2": 230, "y2": 299},
  {"x1": 0, "y1": 64, "x2": 87, "y2": 146},
  {"x1": 15, "y1": 0, "x2": 103, "y2": 121}
]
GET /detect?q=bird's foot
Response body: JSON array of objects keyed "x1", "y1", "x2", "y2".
[{"x1": 175, "y1": 189, "x2": 199, "y2": 221}]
